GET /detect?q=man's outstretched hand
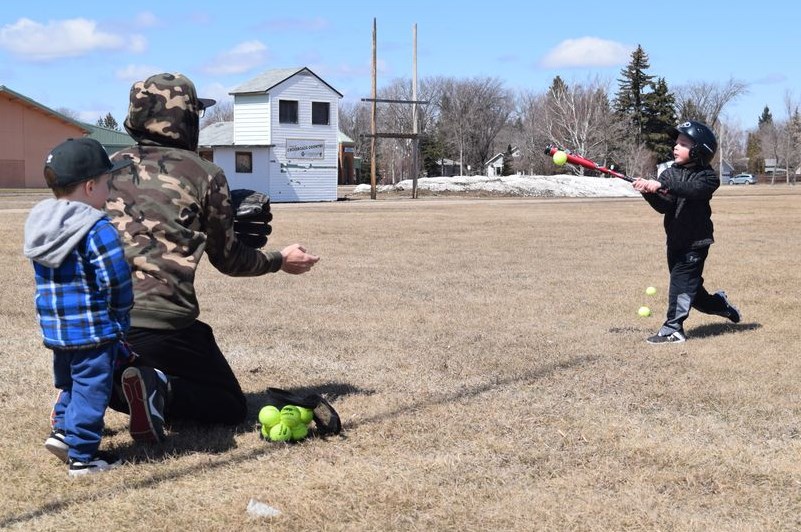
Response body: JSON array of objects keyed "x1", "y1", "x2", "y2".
[{"x1": 280, "y1": 244, "x2": 320, "y2": 274}]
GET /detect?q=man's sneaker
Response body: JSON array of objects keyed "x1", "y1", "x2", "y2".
[
  {"x1": 121, "y1": 367, "x2": 168, "y2": 443},
  {"x1": 715, "y1": 291, "x2": 741, "y2": 323},
  {"x1": 646, "y1": 331, "x2": 686, "y2": 344},
  {"x1": 68, "y1": 451, "x2": 121, "y2": 477},
  {"x1": 44, "y1": 429, "x2": 69, "y2": 463}
]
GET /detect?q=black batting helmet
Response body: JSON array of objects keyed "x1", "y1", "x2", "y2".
[{"x1": 671, "y1": 120, "x2": 717, "y2": 165}]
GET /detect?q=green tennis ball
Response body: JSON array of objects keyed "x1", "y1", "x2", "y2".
[
  {"x1": 280, "y1": 405, "x2": 302, "y2": 428},
  {"x1": 296, "y1": 406, "x2": 313, "y2": 424},
  {"x1": 269, "y1": 422, "x2": 292, "y2": 442},
  {"x1": 645, "y1": 286, "x2": 657, "y2": 296},
  {"x1": 291, "y1": 423, "x2": 309, "y2": 441},
  {"x1": 638, "y1": 306, "x2": 652, "y2": 317},
  {"x1": 553, "y1": 150, "x2": 568, "y2": 166},
  {"x1": 258, "y1": 405, "x2": 281, "y2": 428}
]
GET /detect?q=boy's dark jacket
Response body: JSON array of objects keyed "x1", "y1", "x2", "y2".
[{"x1": 642, "y1": 163, "x2": 719, "y2": 250}]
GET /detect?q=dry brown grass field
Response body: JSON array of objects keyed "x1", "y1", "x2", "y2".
[{"x1": 1, "y1": 185, "x2": 800, "y2": 530}]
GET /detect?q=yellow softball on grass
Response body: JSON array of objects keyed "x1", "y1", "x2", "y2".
[
  {"x1": 258, "y1": 405, "x2": 281, "y2": 428},
  {"x1": 296, "y1": 406, "x2": 314, "y2": 424},
  {"x1": 269, "y1": 422, "x2": 293, "y2": 442}
]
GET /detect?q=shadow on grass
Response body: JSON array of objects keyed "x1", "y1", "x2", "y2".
[
  {"x1": 0, "y1": 355, "x2": 594, "y2": 528},
  {"x1": 687, "y1": 321, "x2": 762, "y2": 338}
]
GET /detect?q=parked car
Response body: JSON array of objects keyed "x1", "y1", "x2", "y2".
[{"x1": 729, "y1": 173, "x2": 757, "y2": 185}]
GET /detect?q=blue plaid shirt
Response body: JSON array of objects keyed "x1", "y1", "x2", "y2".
[{"x1": 32, "y1": 218, "x2": 133, "y2": 349}]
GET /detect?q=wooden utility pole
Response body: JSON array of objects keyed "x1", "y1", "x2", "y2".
[
  {"x1": 363, "y1": 20, "x2": 428, "y2": 199},
  {"x1": 370, "y1": 18, "x2": 377, "y2": 200},
  {"x1": 412, "y1": 24, "x2": 419, "y2": 199}
]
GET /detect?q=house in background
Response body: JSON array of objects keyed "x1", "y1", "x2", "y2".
[
  {"x1": 719, "y1": 159, "x2": 734, "y2": 182},
  {"x1": 338, "y1": 130, "x2": 356, "y2": 185},
  {"x1": 0, "y1": 85, "x2": 88, "y2": 188},
  {"x1": 484, "y1": 146, "x2": 521, "y2": 176},
  {"x1": 199, "y1": 67, "x2": 342, "y2": 202},
  {"x1": 433, "y1": 158, "x2": 461, "y2": 177}
]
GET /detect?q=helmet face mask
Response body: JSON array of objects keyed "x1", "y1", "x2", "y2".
[{"x1": 672, "y1": 120, "x2": 717, "y2": 165}]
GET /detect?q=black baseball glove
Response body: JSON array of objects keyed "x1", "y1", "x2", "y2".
[{"x1": 230, "y1": 189, "x2": 272, "y2": 248}]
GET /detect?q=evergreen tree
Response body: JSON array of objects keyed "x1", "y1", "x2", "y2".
[
  {"x1": 614, "y1": 45, "x2": 654, "y2": 146},
  {"x1": 746, "y1": 132, "x2": 763, "y2": 174},
  {"x1": 420, "y1": 131, "x2": 447, "y2": 177},
  {"x1": 643, "y1": 77, "x2": 677, "y2": 161},
  {"x1": 502, "y1": 144, "x2": 514, "y2": 176},
  {"x1": 548, "y1": 76, "x2": 568, "y2": 98},
  {"x1": 758, "y1": 106, "x2": 773, "y2": 127},
  {"x1": 96, "y1": 112, "x2": 119, "y2": 130}
]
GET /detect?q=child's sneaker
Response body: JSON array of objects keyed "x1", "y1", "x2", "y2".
[
  {"x1": 122, "y1": 366, "x2": 168, "y2": 443},
  {"x1": 44, "y1": 429, "x2": 69, "y2": 463},
  {"x1": 68, "y1": 451, "x2": 121, "y2": 477},
  {"x1": 646, "y1": 330, "x2": 686, "y2": 344},
  {"x1": 715, "y1": 291, "x2": 741, "y2": 323}
]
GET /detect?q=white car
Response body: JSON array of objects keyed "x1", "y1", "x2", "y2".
[{"x1": 729, "y1": 173, "x2": 757, "y2": 185}]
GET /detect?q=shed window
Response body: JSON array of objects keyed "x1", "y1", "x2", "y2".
[
  {"x1": 235, "y1": 152, "x2": 253, "y2": 173},
  {"x1": 279, "y1": 100, "x2": 298, "y2": 124},
  {"x1": 312, "y1": 102, "x2": 330, "y2": 125}
]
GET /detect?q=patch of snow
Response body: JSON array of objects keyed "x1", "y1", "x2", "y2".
[{"x1": 353, "y1": 174, "x2": 640, "y2": 198}]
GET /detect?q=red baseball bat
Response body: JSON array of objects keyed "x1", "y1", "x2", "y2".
[
  {"x1": 544, "y1": 145, "x2": 670, "y2": 195},
  {"x1": 544, "y1": 145, "x2": 635, "y2": 183}
]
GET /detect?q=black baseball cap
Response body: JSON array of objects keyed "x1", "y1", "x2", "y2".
[
  {"x1": 198, "y1": 98, "x2": 216, "y2": 110},
  {"x1": 43, "y1": 137, "x2": 132, "y2": 187}
]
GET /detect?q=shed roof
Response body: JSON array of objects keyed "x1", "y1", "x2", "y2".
[
  {"x1": 198, "y1": 121, "x2": 235, "y2": 146},
  {"x1": 0, "y1": 85, "x2": 89, "y2": 132},
  {"x1": 230, "y1": 67, "x2": 343, "y2": 97},
  {"x1": 83, "y1": 123, "x2": 134, "y2": 151}
]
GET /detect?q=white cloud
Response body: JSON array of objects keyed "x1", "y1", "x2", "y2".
[
  {"x1": 0, "y1": 17, "x2": 144, "y2": 61},
  {"x1": 128, "y1": 35, "x2": 148, "y2": 54},
  {"x1": 134, "y1": 11, "x2": 160, "y2": 28},
  {"x1": 201, "y1": 40, "x2": 269, "y2": 75},
  {"x1": 752, "y1": 73, "x2": 786, "y2": 85},
  {"x1": 197, "y1": 81, "x2": 234, "y2": 103},
  {"x1": 540, "y1": 37, "x2": 633, "y2": 68}
]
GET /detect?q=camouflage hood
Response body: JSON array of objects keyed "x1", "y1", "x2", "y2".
[{"x1": 123, "y1": 73, "x2": 214, "y2": 152}]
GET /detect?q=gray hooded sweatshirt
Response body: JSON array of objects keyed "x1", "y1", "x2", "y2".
[{"x1": 23, "y1": 198, "x2": 106, "y2": 267}]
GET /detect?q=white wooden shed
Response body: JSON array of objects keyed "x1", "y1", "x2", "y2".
[{"x1": 199, "y1": 67, "x2": 342, "y2": 202}]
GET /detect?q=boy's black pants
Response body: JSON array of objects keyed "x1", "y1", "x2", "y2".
[
  {"x1": 109, "y1": 320, "x2": 248, "y2": 425},
  {"x1": 660, "y1": 246, "x2": 727, "y2": 335}
]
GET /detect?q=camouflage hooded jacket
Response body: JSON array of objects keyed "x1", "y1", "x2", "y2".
[{"x1": 107, "y1": 73, "x2": 283, "y2": 330}]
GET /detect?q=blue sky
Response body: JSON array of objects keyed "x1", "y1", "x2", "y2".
[{"x1": 1, "y1": 1, "x2": 797, "y2": 129}]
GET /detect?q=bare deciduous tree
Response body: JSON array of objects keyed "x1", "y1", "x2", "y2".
[
  {"x1": 439, "y1": 77, "x2": 513, "y2": 175},
  {"x1": 537, "y1": 76, "x2": 624, "y2": 175},
  {"x1": 369, "y1": 77, "x2": 445, "y2": 183},
  {"x1": 200, "y1": 100, "x2": 234, "y2": 128},
  {"x1": 55, "y1": 107, "x2": 81, "y2": 121},
  {"x1": 674, "y1": 78, "x2": 748, "y2": 129}
]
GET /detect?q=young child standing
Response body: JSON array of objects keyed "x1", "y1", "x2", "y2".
[
  {"x1": 632, "y1": 120, "x2": 741, "y2": 344},
  {"x1": 23, "y1": 138, "x2": 133, "y2": 476}
]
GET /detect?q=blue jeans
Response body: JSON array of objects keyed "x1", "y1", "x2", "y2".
[{"x1": 52, "y1": 342, "x2": 121, "y2": 462}]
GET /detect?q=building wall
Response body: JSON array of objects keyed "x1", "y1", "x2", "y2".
[
  {"x1": 0, "y1": 94, "x2": 86, "y2": 187},
  {"x1": 266, "y1": 72, "x2": 339, "y2": 202},
  {"x1": 209, "y1": 146, "x2": 272, "y2": 193},
  {"x1": 233, "y1": 94, "x2": 270, "y2": 145}
]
